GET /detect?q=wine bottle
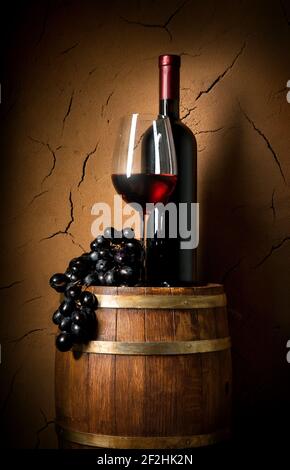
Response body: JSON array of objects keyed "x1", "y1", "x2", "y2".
[{"x1": 146, "y1": 54, "x2": 198, "y2": 286}]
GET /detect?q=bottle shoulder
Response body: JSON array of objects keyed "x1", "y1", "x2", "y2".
[
  {"x1": 171, "y1": 120, "x2": 197, "y2": 150},
  {"x1": 172, "y1": 119, "x2": 196, "y2": 138},
  {"x1": 173, "y1": 119, "x2": 195, "y2": 135}
]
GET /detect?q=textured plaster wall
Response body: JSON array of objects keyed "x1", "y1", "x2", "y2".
[{"x1": 0, "y1": 0, "x2": 289, "y2": 448}]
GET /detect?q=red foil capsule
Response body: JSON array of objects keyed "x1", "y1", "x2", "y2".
[{"x1": 159, "y1": 54, "x2": 180, "y2": 101}]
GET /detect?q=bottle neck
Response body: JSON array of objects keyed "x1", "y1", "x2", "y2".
[
  {"x1": 159, "y1": 59, "x2": 180, "y2": 120},
  {"x1": 159, "y1": 99, "x2": 179, "y2": 120}
]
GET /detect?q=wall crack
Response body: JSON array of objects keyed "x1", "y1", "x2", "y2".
[
  {"x1": 41, "y1": 191, "x2": 74, "y2": 241},
  {"x1": 35, "y1": 408, "x2": 55, "y2": 449},
  {"x1": 60, "y1": 42, "x2": 79, "y2": 55},
  {"x1": 239, "y1": 105, "x2": 286, "y2": 184},
  {"x1": 270, "y1": 189, "x2": 276, "y2": 221},
  {"x1": 22, "y1": 296, "x2": 43, "y2": 305},
  {"x1": 28, "y1": 136, "x2": 60, "y2": 186},
  {"x1": 195, "y1": 127, "x2": 223, "y2": 135},
  {"x1": 101, "y1": 91, "x2": 114, "y2": 117},
  {"x1": 195, "y1": 42, "x2": 246, "y2": 101},
  {"x1": 120, "y1": 0, "x2": 189, "y2": 41},
  {"x1": 181, "y1": 106, "x2": 196, "y2": 120},
  {"x1": 255, "y1": 236, "x2": 290, "y2": 268},
  {"x1": 9, "y1": 328, "x2": 46, "y2": 344},
  {"x1": 29, "y1": 190, "x2": 49, "y2": 206},
  {"x1": 0, "y1": 280, "x2": 24, "y2": 290},
  {"x1": 78, "y1": 142, "x2": 99, "y2": 188},
  {"x1": 62, "y1": 90, "x2": 74, "y2": 132}
]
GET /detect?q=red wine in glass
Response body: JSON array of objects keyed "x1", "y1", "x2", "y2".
[{"x1": 111, "y1": 173, "x2": 177, "y2": 212}]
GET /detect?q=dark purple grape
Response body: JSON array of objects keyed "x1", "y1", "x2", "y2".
[
  {"x1": 89, "y1": 251, "x2": 99, "y2": 262},
  {"x1": 65, "y1": 268, "x2": 72, "y2": 277},
  {"x1": 56, "y1": 332, "x2": 73, "y2": 352},
  {"x1": 83, "y1": 273, "x2": 100, "y2": 286},
  {"x1": 90, "y1": 235, "x2": 110, "y2": 251},
  {"x1": 90, "y1": 239, "x2": 98, "y2": 252},
  {"x1": 81, "y1": 306, "x2": 95, "y2": 318},
  {"x1": 59, "y1": 299, "x2": 76, "y2": 316},
  {"x1": 96, "y1": 258, "x2": 112, "y2": 273},
  {"x1": 68, "y1": 258, "x2": 78, "y2": 268},
  {"x1": 59, "y1": 316, "x2": 72, "y2": 332},
  {"x1": 70, "y1": 265, "x2": 81, "y2": 274},
  {"x1": 104, "y1": 268, "x2": 119, "y2": 286},
  {"x1": 114, "y1": 249, "x2": 128, "y2": 265},
  {"x1": 65, "y1": 270, "x2": 81, "y2": 283},
  {"x1": 98, "y1": 247, "x2": 112, "y2": 260},
  {"x1": 71, "y1": 310, "x2": 88, "y2": 326},
  {"x1": 97, "y1": 272, "x2": 106, "y2": 285},
  {"x1": 70, "y1": 257, "x2": 92, "y2": 275},
  {"x1": 103, "y1": 226, "x2": 121, "y2": 239},
  {"x1": 80, "y1": 252, "x2": 92, "y2": 261},
  {"x1": 71, "y1": 273, "x2": 81, "y2": 282},
  {"x1": 122, "y1": 227, "x2": 135, "y2": 239},
  {"x1": 71, "y1": 322, "x2": 87, "y2": 342},
  {"x1": 119, "y1": 265, "x2": 134, "y2": 283},
  {"x1": 103, "y1": 226, "x2": 114, "y2": 238},
  {"x1": 72, "y1": 258, "x2": 87, "y2": 269},
  {"x1": 79, "y1": 291, "x2": 98, "y2": 309},
  {"x1": 123, "y1": 239, "x2": 143, "y2": 255},
  {"x1": 52, "y1": 309, "x2": 63, "y2": 325},
  {"x1": 49, "y1": 273, "x2": 68, "y2": 293},
  {"x1": 71, "y1": 322, "x2": 82, "y2": 335},
  {"x1": 65, "y1": 284, "x2": 82, "y2": 300}
]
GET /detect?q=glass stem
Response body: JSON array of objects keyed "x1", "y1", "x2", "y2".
[{"x1": 140, "y1": 210, "x2": 148, "y2": 285}]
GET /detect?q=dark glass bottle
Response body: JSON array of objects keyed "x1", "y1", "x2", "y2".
[{"x1": 146, "y1": 54, "x2": 198, "y2": 286}]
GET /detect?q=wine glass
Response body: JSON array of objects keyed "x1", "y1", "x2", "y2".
[{"x1": 111, "y1": 113, "x2": 177, "y2": 284}]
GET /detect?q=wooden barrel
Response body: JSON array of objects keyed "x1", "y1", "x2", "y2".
[{"x1": 55, "y1": 284, "x2": 231, "y2": 449}]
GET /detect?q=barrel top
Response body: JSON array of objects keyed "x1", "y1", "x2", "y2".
[{"x1": 89, "y1": 284, "x2": 224, "y2": 297}]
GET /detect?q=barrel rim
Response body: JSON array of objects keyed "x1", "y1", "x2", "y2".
[
  {"x1": 72, "y1": 336, "x2": 231, "y2": 355},
  {"x1": 89, "y1": 283, "x2": 224, "y2": 297},
  {"x1": 56, "y1": 425, "x2": 231, "y2": 449},
  {"x1": 94, "y1": 293, "x2": 226, "y2": 309}
]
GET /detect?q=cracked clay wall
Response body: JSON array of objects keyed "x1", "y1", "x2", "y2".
[{"x1": 0, "y1": 0, "x2": 290, "y2": 448}]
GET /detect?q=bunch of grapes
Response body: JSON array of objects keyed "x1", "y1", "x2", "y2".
[
  {"x1": 51, "y1": 287, "x2": 97, "y2": 352},
  {"x1": 49, "y1": 227, "x2": 144, "y2": 351}
]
